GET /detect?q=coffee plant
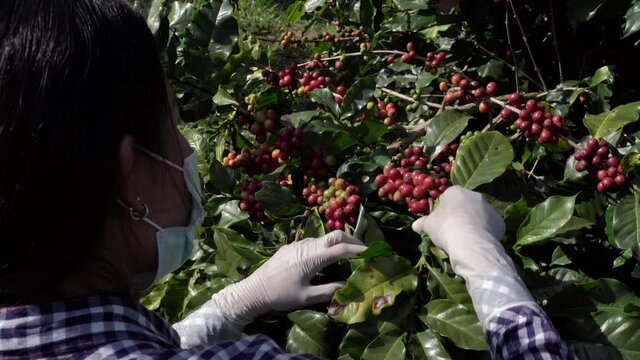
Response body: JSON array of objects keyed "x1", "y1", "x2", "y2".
[{"x1": 133, "y1": 0, "x2": 640, "y2": 358}]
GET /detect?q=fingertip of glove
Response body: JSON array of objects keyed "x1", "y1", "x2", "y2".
[{"x1": 412, "y1": 216, "x2": 429, "y2": 233}]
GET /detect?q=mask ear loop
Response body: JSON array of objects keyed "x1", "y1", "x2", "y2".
[{"x1": 134, "y1": 145, "x2": 184, "y2": 172}]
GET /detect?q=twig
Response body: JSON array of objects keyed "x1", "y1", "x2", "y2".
[
  {"x1": 505, "y1": 2, "x2": 519, "y2": 90},
  {"x1": 528, "y1": 157, "x2": 540, "y2": 179},
  {"x1": 508, "y1": 0, "x2": 548, "y2": 90},
  {"x1": 380, "y1": 88, "x2": 442, "y2": 109},
  {"x1": 472, "y1": 41, "x2": 544, "y2": 90},
  {"x1": 548, "y1": 0, "x2": 564, "y2": 83},
  {"x1": 298, "y1": 50, "x2": 425, "y2": 67}
]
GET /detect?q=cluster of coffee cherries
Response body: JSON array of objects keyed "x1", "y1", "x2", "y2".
[
  {"x1": 431, "y1": 143, "x2": 458, "y2": 174},
  {"x1": 503, "y1": 95, "x2": 567, "y2": 145},
  {"x1": 399, "y1": 146, "x2": 429, "y2": 168},
  {"x1": 262, "y1": 64, "x2": 298, "y2": 91},
  {"x1": 279, "y1": 31, "x2": 302, "y2": 48},
  {"x1": 238, "y1": 108, "x2": 279, "y2": 144},
  {"x1": 305, "y1": 53, "x2": 326, "y2": 70},
  {"x1": 303, "y1": 178, "x2": 361, "y2": 230},
  {"x1": 272, "y1": 126, "x2": 306, "y2": 160},
  {"x1": 299, "y1": 71, "x2": 333, "y2": 94},
  {"x1": 238, "y1": 178, "x2": 268, "y2": 222},
  {"x1": 223, "y1": 144, "x2": 280, "y2": 175},
  {"x1": 398, "y1": 42, "x2": 417, "y2": 63},
  {"x1": 574, "y1": 138, "x2": 626, "y2": 192},
  {"x1": 301, "y1": 148, "x2": 335, "y2": 179},
  {"x1": 442, "y1": 74, "x2": 498, "y2": 107},
  {"x1": 424, "y1": 50, "x2": 447, "y2": 71},
  {"x1": 334, "y1": 85, "x2": 347, "y2": 105},
  {"x1": 375, "y1": 162, "x2": 449, "y2": 215},
  {"x1": 316, "y1": 31, "x2": 335, "y2": 45},
  {"x1": 363, "y1": 101, "x2": 398, "y2": 126},
  {"x1": 359, "y1": 42, "x2": 373, "y2": 53}
]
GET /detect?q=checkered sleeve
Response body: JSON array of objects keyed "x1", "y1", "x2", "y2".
[
  {"x1": 485, "y1": 304, "x2": 576, "y2": 360},
  {"x1": 152, "y1": 335, "x2": 325, "y2": 360}
]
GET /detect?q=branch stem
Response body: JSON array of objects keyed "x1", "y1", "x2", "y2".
[{"x1": 508, "y1": 0, "x2": 548, "y2": 90}]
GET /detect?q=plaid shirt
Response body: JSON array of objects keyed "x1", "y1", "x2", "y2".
[
  {"x1": 0, "y1": 295, "x2": 321, "y2": 359},
  {"x1": 486, "y1": 304, "x2": 576, "y2": 360},
  {"x1": 0, "y1": 296, "x2": 574, "y2": 359}
]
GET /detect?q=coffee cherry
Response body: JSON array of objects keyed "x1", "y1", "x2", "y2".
[
  {"x1": 508, "y1": 92, "x2": 522, "y2": 106},
  {"x1": 485, "y1": 82, "x2": 497, "y2": 96}
]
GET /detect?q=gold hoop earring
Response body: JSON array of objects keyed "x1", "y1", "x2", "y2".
[{"x1": 128, "y1": 197, "x2": 149, "y2": 221}]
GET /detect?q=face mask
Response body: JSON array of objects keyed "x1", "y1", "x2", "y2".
[{"x1": 120, "y1": 147, "x2": 205, "y2": 291}]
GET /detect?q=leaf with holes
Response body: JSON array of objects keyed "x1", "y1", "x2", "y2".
[
  {"x1": 328, "y1": 255, "x2": 418, "y2": 324},
  {"x1": 450, "y1": 131, "x2": 514, "y2": 190}
]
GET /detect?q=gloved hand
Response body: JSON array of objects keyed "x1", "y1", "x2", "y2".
[
  {"x1": 412, "y1": 186, "x2": 537, "y2": 328},
  {"x1": 173, "y1": 231, "x2": 367, "y2": 348}
]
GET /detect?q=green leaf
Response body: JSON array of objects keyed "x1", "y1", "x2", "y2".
[
  {"x1": 410, "y1": 330, "x2": 453, "y2": 360},
  {"x1": 305, "y1": 0, "x2": 327, "y2": 12},
  {"x1": 551, "y1": 246, "x2": 572, "y2": 266},
  {"x1": 359, "y1": 241, "x2": 393, "y2": 262},
  {"x1": 255, "y1": 182, "x2": 304, "y2": 217},
  {"x1": 503, "y1": 198, "x2": 530, "y2": 238},
  {"x1": 209, "y1": 159, "x2": 234, "y2": 194},
  {"x1": 516, "y1": 195, "x2": 577, "y2": 247},
  {"x1": 212, "y1": 85, "x2": 238, "y2": 106},
  {"x1": 607, "y1": 192, "x2": 640, "y2": 260},
  {"x1": 427, "y1": 268, "x2": 473, "y2": 309},
  {"x1": 286, "y1": 310, "x2": 335, "y2": 358},
  {"x1": 309, "y1": 88, "x2": 340, "y2": 118},
  {"x1": 450, "y1": 131, "x2": 514, "y2": 190},
  {"x1": 341, "y1": 76, "x2": 376, "y2": 120},
  {"x1": 280, "y1": 110, "x2": 322, "y2": 128},
  {"x1": 584, "y1": 101, "x2": 640, "y2": 139},
  {"x1": 359, "y1": 0, "x2": 375, "y2": 37},
  {"x1": 591, "y1": 66, "x2": 614, "y2": 88},
  {"x1": 546, "y1": 278, "x2": 640, "y2": 359},
  {"x1": 621, "y1": 151, "x2": 640, "y2": 174},
  {"x1": 303, "y1": 209, "x2": 327, "y2": 238},
  {"x1": 182, "y1": 0, "x2": 239, "y2": 62},
  {"x1": 328, "y1": 255, "x2": 418, "y2": 324},
  {"x1": 422, "y1": 110, "x2": 472, "y2": 161},
  {"x1": 421, "y1": 24, "x2": 454, "y2": 40},
  {"x1": 285, "y1": 1, "x2": 306, "y2": 24},
  {"x1": 339, "y1": 297, "x2": 414, "y2": 358},
  {"x1": 420, "y1": 299, "x2": 487, "y2": 351},
  {"x1": 216, "y1": 200, "x2": 249, "y2": 228},
  {"x1": 393, "y1": 0, "x2": 430, "y2": 10},
  {"x1": 623, "y1": 0, "x2": 640, "y2": 38},
  {"x1": 360, "y1": 331, "x2": 406, "y2": 360}
]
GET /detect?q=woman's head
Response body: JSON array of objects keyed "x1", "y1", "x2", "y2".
[{"x1": 0, "y1": 0, "x2": 193, "y2": 304}]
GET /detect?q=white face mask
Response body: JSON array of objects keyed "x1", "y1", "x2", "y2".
[{"x1": 119, "y1": 147, "x2": 205, "y2": 291}]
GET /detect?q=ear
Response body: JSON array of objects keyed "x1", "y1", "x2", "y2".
[{"x1": 116, "y1": 135, "x2": 136, "y2": 204}]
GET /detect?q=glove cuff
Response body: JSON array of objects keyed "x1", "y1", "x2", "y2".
[
  {"x1": 445, "y1": 230, "x2": 535, "y2": 327},
  {"x1": 210, "y1": 278, "x2": 270, "y2": 330}
]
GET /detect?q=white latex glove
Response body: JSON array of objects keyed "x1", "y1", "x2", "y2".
[
  {"x1": 412, "y1": 186, "x2": 537, "y2": 328},
  {"x1": 173, "y1": 230, "x2": 367, "y2": 348}
]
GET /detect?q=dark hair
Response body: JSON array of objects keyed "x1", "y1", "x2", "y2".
[{"x1": 0, "y1": 0, "x2": 170, "y2": 304}]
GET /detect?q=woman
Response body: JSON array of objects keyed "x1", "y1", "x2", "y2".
[
  {"x1": 0, "y1": 1, "x2": 574, "y2": 359},
  {"x1": 0, "y1": 1, "x2": 365, "y2": 358}
]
